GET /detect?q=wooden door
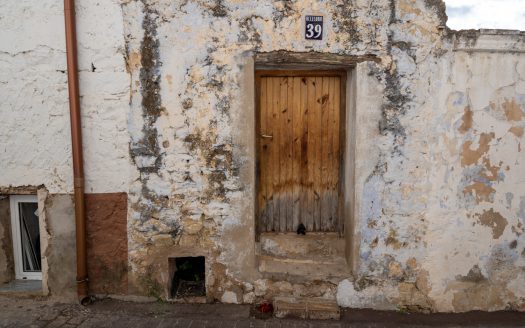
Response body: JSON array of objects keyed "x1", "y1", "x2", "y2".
[{"x1": 256, "y1": 71, "x2": 345, "y2": 233}]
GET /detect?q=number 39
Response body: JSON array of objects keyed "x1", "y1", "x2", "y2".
[{"x1": 306, "y1": 23, "x2": 322, "y2": 38}]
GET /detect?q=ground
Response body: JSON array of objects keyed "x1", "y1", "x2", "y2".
[{"x1": 1, "y1": 296, "x2": 525, "y2": 328}]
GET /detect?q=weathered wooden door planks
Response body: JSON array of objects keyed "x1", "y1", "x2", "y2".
[{"x1": 256, "y1": 71, "x2": 345, "y2": 233}]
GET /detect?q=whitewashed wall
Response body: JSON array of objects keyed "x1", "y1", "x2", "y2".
[{"x1": 0, "y1": 0, "x2": 131, "y2": 194}]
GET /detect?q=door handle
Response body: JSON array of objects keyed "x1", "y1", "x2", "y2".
[{"x1": 260, "y1": 134, "x2": 273, "y2": 139}]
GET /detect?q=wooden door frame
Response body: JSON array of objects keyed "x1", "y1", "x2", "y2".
[{"x1": 254, "y1": 70, "x2": 347, "y2": 239}]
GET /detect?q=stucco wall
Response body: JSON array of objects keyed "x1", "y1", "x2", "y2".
[
  {"x1": 86, "y1": 193, "x2": 128, "y2": 295},
  {"x1": 424, "y1": 32, "x2": 525, "y2": 312},
  {"x1": 0, "y1": 0, "x2": 524, "y2": 312},
  {"x1": 0, "y1": 0, "x2": 131, "y2": 300},
  {"x1": 39, "y1": 191, "x2": 77, "y2": 301},
  {"x1": 0, "y1": 0, "x2": 130, "y2": 194},
  {"x1": 339, "y1": 30, "x2": 525, "y2": 312}
]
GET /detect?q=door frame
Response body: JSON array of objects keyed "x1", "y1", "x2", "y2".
[
  {"x1": 254, "y1": 69, "x2": 347, "y2": 238},
  {"x1": 9, "y1": 195, "x2": 42, "y2": 280}
]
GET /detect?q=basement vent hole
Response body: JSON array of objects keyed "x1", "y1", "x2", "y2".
[{"x1": 169, "y1": 256, "x2": 206, "y2": 299}]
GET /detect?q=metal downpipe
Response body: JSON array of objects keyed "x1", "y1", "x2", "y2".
[{"x1": 64, "y1": 0, "x2": 89, "y2": 304}]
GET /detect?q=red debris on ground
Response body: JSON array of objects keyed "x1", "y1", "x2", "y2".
[{"x1": 259, "y1": 302, "x2": 273, "y2": 314}]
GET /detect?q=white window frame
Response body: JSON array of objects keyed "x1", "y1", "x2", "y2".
[{"x1": 9, "y1": 195, "x2": 42, "y2": 280}]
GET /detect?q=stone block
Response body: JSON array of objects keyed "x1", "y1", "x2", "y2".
[{"x1": 273, "y1": 297, "x2": 340, "y2": 320}]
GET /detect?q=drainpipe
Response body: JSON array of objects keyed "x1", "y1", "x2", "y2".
[{"x1": 64, "y1": 0, "x2": 89, "y2": 304}]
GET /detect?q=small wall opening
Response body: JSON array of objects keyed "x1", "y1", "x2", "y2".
[{"x1": 169, "y1": 256, "x2": 205, "y2": 299}]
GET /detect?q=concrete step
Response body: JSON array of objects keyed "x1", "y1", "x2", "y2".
[
  {"x1": 259, "y1": 232, "x2": 345, "y2": 261},
  {"x1": 258, "y1": 254, "x2": 349, "y2": 283},
  {"x1": 273, "y1": 297, "x2": 340, "y2": 320},
  {"x1": 0, "y1": 280, "x2": 42, "y2": 297}
]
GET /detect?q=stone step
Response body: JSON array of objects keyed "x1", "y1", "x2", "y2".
[
  {"x1": 258, "y1": 255, "x2": 349, "y2": 284},
  {"x1": 259, "y1": 232, "x2": 345, "y2": 261},
  {"x1": 273, "y1": 297, "x2": 340, "y2": 320}
]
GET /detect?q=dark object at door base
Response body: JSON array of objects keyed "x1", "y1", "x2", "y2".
[{"x1": 296, "y1": 223, "x2": 306, "y2": 235}]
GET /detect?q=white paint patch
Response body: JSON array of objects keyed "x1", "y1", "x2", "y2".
[
  {"x1": 221, "y1": 290, "x2": 240, "y2": 304},
  {"x1": 337, "y1": 279, "x2": 397, "y2": 310}
]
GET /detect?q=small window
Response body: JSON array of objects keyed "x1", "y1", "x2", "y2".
[{"x1": 9, "y1": 195, "x2": 41, "y2": 280}]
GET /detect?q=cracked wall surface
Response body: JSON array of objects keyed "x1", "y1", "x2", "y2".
[
  {"x1": 341, "y1": 26, "x2": 525, "y2": 311},
  {"x1": 0, "y1": 0, "x2": 131, "y2": 194},
  {"x1": 0, "y1": 0, "x2": 524, "y2": 312}
]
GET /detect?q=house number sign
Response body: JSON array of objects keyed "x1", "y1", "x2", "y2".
[{"x1": 305, "y1": 15, "x2": 323, "y2": 40}]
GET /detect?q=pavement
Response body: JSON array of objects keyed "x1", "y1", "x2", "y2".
[{"x1": 0, "y1": 295, "x2": 525, "y2": 328}]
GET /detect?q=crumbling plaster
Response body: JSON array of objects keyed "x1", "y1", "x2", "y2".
[
  {"x1": 37, "y1": 189, "x2": 77, "y2": 301},
  {"x1": 122, "y1": 0, "x2": 525, "y2": 311},
  {"x1": 0, "y1": 0, "x2": 524, "y2": 312},
  {"x1": 419, "y1": 32, "x2": 525, "y2": 312},
  {"x1": 343, "y1": 27, "x2": 525, "y2": 311}
]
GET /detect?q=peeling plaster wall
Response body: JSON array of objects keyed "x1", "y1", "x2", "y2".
[
  {"x1": 1, "y1": 0, "x2": 525, "y2": 312},
  {"x1": 420, "y1": 32, "x2": 525, "y2": 312},
  {"x1": 0, "y1": 0, "x2": 131, "y2": 194},
  {"x1": 121, "y1": 0, "x2": 393, "y2": 302},
  {"x1": 342, "y1": 29, "x2": 525, "y2": 312},
  {"x1": 121, "y1": 0, "x2": 525, "y2": 312}
]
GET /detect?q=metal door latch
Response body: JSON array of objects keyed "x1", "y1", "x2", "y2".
[{"x1": 260, "y1": 134, "x2": 273, "y2": 139}]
